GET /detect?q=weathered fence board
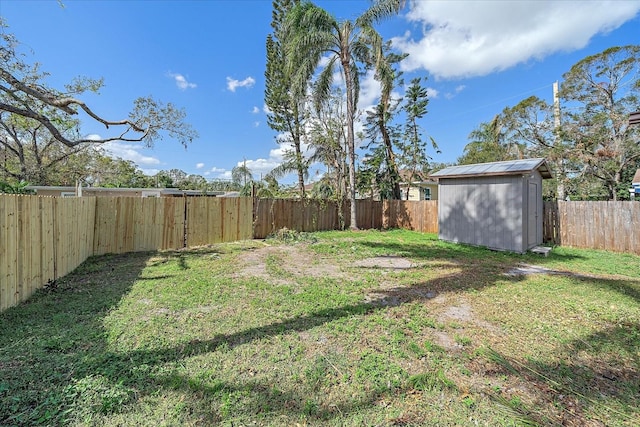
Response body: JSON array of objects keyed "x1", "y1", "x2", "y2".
[
  {"x1": 253, "y1": 198, "x2": 342, "y2": 238},
  {"x1": 252, "y1": 198, "x2": 387, "y2": 238},
  {"x1": 543, "y1": 201, "x2": 640, "y2": 254},
  {"x1": 383, "y1": 200, "x2": 438, "y2": 233},
  {"x1": 252, "y1": 198, "x2": 438, "y2": 238}
]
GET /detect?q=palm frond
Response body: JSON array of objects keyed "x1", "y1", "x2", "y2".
[
  {"x1": 313, "y1": 59, "x2": 337, "y2": 113},
  {"x1": 356, "y1": 0, "x2": 405, "y2": 26}
]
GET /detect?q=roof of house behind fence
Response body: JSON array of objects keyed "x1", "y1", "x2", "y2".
[{"x1": 431, "y1": 158, "x2": 553, "y2": 180}]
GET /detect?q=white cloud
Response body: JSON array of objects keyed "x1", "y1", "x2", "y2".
[
  {"x1": 241, "y1": 157, "x2": 282, "y2": 179},
  {"x1": 196, "y1": 162, "x2": 205, "y2": 169},
  {"x1": 168, "y1": 72, "x2": 197, "y2": 90},
  {"x1": 100, "y1": 141, "x2": 161, "y2": 166},
  {"x1": 140, "y1": 168, "x2": 160, "y2": 176},
  {"x1": 253, "y1": 121, "x2": 260, "y2": 128},
  {"x1": 426, "y1": 87, "x2": 439, "y2": 99},
  {"x1": 226, "y1": 76, "x2": 256, "y2": 92},
  {"x1": 357, "y1": 70, "x2": 382, "y2": 112},
  {"x1": 204, "y1": 140, "x2": 320, "y2": 184},
  {"x1": 205, "y1": 167, "x2": 231, "y2": 179},
  {"x1": 263, "y1": 103, "x2": 272, "y2": 114},
  {"x1": 394, "y1": 0, "x2": 640, "y2": 79},
  {"x1": 318, "y1": 55, "x2": 336, "y2": 68},
  {"x1": 445, "y1": 85, "x2": 465, "y2": 99},
  {"x1": 251, "y1": 106, "x2": 260, "y2": 114}
]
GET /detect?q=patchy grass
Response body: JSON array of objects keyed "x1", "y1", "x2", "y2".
[{"x1": 0, "y1": 229, "x2": 638, "y2": 426}]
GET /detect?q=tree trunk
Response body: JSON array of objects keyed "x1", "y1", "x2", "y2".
[
  {"x1": 293, "y1": 113, "x2": 306, "y2": 199},
  {"x1": 379, "y1": 119, "x2": 401, "y2": 199},
  {"x1": 612, "y1": 170, "x2": 622, "y2": 201},
  {"x1": 342, "y1": 58, "x2": 358, "y2": 230},
  {"x1": 556, "y1": 179, "x2": 566, "y2": 201},
  {"x1": 554, "y1": 158, "x2": 566, "y2": 201},
  {"x1": 294, "y1": 138, "x2": 306, "y2": 199}
]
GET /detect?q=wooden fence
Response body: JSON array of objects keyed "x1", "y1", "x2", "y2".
[
  {"x1": 383, "y1": 200, "x2": 438, "y2": 233},
  {"x1": 3, "y1": 195, "x2": 639, "y2": 312},
  {"x1": 1, "y1": 196, "x2": 95, "y2": 311},
  {"x1": 186, "y1": 197, "x2": 253, "y2": 246},
  {"x1": 253, "y1": 198, "x2": 385, "y2": 238},
  {"x1": 544, "y1": 201, "x2": 640, "y2": 254},
  {"x1": 252, "y1": 199, "x2": 437, "y2": 238},
  {"x1": 0, "y1": 195, "x2": 254, "y2": 312}
]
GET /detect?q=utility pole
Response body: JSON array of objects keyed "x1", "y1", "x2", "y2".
[
  {"x1": 553, "y1": 81, "x2": 561, "y2": 130},
  {"x1": 553, "y1": 81, "x2": 566, "y2": 201}
]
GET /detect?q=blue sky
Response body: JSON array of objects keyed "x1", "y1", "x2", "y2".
[{"x1": 2, "y1": 0, "x2": 639, "y2": 183}]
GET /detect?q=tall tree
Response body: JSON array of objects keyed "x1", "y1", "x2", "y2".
[
  {"x1": 284, "y1": 0, "x2": 405, "y2": 229},
  {"x1": 266, "y1": 148, "x2": 311, "y2": 185},
  {"x1": 363, "y1": 45, "x2": 406, "y2": 199},
  {"x1": 0, "y1": 22, "x2": 197, "y2": 149},
  {"x1": 500, "y1": 97, "x2": 571, "y2": 200},
  {"x1": 265, "y1": 0, "x2": 308, "y2": 197},
  {"x1": 0, "y1": 110, "x2": 94, "y2": 184},
  {"x1": 458, "y1": 116, "x2": 509, "y2": 165},
  {"x1": 361, "y1": 95, "x2": 402, "y2": 199},
  {"x1": 232, "y1": 161, "x2": 253, "y2": 188},
  {"x1": 398, "y1": 77, "x2": 438, "y2": 200},
  {"x1": 86, "y1": 156, "x2": 153, "y2": 188},
  {"x1": 560, "y1": 45, "x2": 640, "y2": 200},
  {"x1": 307, "y1": 86, "x2": 349, "y2": 223}
]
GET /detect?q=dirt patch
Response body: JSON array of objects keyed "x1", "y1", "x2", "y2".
[
  {"x1": 439, "y1": 301, "x2": 502, "y2": 333},
  {"x1": 433, "y1": 331, "x2": 463, "y2": 351},
  {"x1": 442, "y1": 303, "x2": 473, "y2": 322},
  {"x1": 353, "y1": 256, "x2": 417, "y2": 270},
  {"x1": 504, "y1": 263, "x2": 609, "y2": 280},
  {"x1": 233, "y1": 244, "x2": 345, "y2": 283},
  {"x1": 236, "y1": 247, "x2": 423, "y2": 284}
]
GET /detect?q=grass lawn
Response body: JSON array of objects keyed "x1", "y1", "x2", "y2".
[{"x1": 1, "y1": 229, "x2": 638, "y2": 426}]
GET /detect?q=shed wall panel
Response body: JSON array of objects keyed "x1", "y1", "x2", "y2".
[{"x1": 438, "y1": 175, "x2": 529, "y2": 252}]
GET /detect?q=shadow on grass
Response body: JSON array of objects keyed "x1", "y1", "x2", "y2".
[
  {"x1": 357, "y1": 238, "x2": 588, "y2": 264},
  {"x1": 573, "y1": 275, "x2": 640, "y2": 304},
  {"x1": 0, "y1": 238, "x2": 636, "y2": 425},
  {"x1": 481, "y1": 322, "x2": 640, "y2": 425},
  {"x1": 0, "y1": 251, "x2": 153, "y2": 425}
]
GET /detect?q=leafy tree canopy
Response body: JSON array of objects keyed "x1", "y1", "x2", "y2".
[{"x1": 0, "y1": 21, "x2": 197, "y2": 149}]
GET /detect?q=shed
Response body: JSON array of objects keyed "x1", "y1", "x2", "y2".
[{"x1": 430, "y1": 158, "x2": 552, "y2": 253}]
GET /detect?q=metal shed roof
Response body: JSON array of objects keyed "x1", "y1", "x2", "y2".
[{"x1": 430, "y1": 158, "x2": 552, "y2": 179}]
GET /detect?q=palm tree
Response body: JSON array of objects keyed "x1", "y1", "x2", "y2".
[
  {"x1": 284, "y1": 0, "x2": 405, "y2": 229},
  {"x1": 231, "y1": 160, "x2": 253, "y2": 188},
  {"x1": 266, "y1": 149, "x2": 311, "y2": 184},
  {"x1": 458, "y1": 116, "x2": 509, "y2": 165},
  {"x1": 368, "y1": 46, "x2": 407, "y2": 200}
]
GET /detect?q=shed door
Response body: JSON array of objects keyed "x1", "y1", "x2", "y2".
[{"x1": 528, "y1": 182, "x2": 538, "y2": 248}]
